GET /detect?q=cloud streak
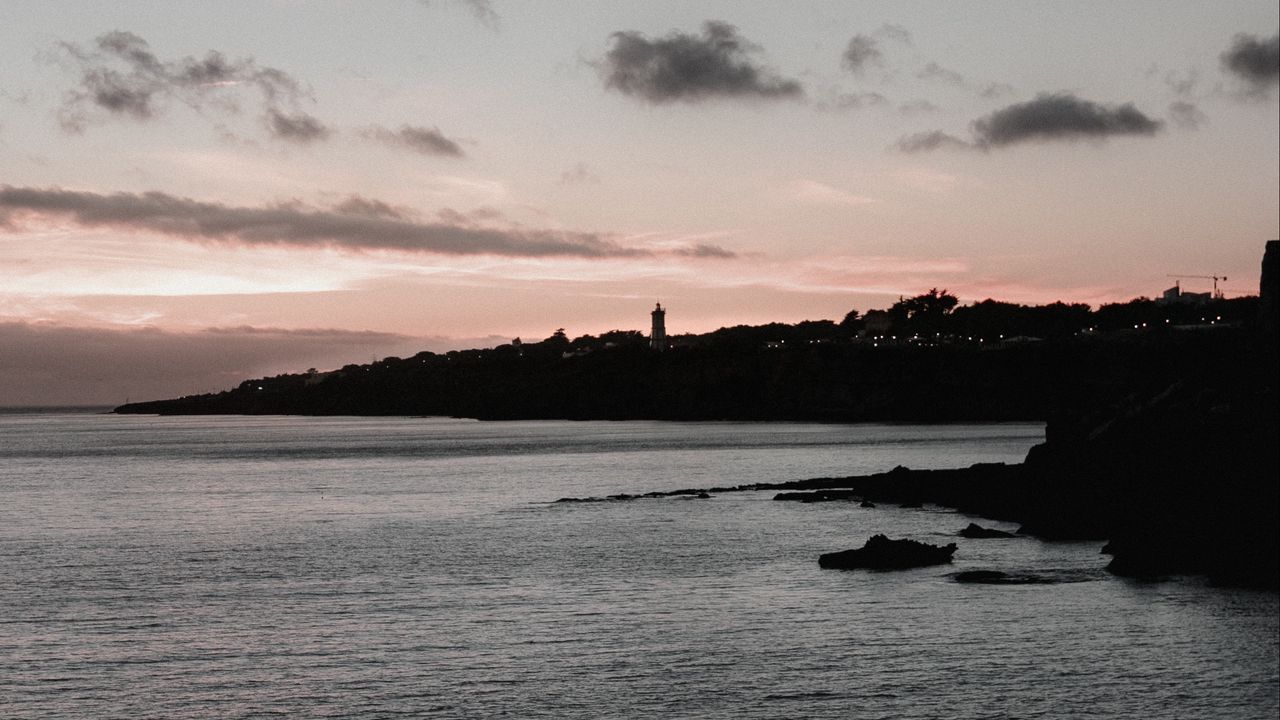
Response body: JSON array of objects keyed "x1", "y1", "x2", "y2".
[
  {"x1": 896, "y1": 130, "x2": 970, "y2": 153},
  {"x1": 917, "y1": 61, "x2": 965, "y2": 85},
  {"x1": 362, "y1": 125, "x2": 466, "y2": 157},
  {"x1": 897, "y1": 93, "x2": 1162, "y2": 152},
  {"x1": 599, "y1": 21, "x2": 803, "y2": 103},
  {"x1": 0, "y1": 186, "x2": 736, "y2": 260}
]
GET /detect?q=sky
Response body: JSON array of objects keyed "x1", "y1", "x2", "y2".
[{"x1": 0, "y1": 1, "x2": 1277, "y2": 405}]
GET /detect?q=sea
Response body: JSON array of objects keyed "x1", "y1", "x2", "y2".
[{"x1": 1, "y1": 410, "x2": 1276, "y2": 719}]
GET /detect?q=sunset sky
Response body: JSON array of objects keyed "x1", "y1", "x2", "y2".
[{"x1": 1, "y1": 1, "x2": 1277, "y2": 404}]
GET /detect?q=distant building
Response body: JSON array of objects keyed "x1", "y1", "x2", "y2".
[
  {"x1": 650, "y1": 303, "x2": 667, "y2": 351},
  {"x1": 1159, "y1": 282, "x2": 1211, "y2": 306}
]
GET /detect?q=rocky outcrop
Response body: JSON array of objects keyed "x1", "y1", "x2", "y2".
[
  {"x1": 818, "y1": 534, "x2": 957, "y2": 570},
  {"x1": 958, "y1": 523, "x2": 1015, "y2": 539}
]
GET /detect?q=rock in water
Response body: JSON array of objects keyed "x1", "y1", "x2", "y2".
[
  {"x1": 958, "y1": 523, "x2": 1016, "y2": 539},
  {"x1": 818, "y1": 534, "x2": 957, "y2": 570},
  {"x1": 952, "y1": 569, "x2": 1100, "y2": 585}
]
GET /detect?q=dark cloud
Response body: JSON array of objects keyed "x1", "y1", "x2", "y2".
[
  {"x1": 673, "y1": 243, "x2": 736, "y2": 259},
  {"x1": 971, "y1": 93, "x2": 1162, "y2": 147},
  {"x1": 362, "y1": 125, "x2": 465, "y2": 157},
  {"x1": 599, "y1": 21, "x2": 804, "y2": 103},
  {"x1": 0, "y1": 321, "x2": 439, "y2": 405},
  {"x1": 267, "y1": 109, "x2": 330, "y2": 143},
  {"x1": 1168, "y1": 100, "x2": 1207, "y2": 130},
  {"x1": 0, "y1": 185, "x2": 643, "y2": 259},
  {"x1": 917, "y1": 61, "x2": 965, "y2": 85},
  {"x1": 897, "y1": 94, "x2": 1163, "y2": 153},
  {"x1": 895, "y1": 130, "x2": 970, "y2": 153},
  {"x1": 841, "y1": 35, "x2": 882, "y2": 74},
  {"x1": 1221, "y1": 33, "x2": 1280, "y2": 93},
  {"x1": 55, "y1": 30, "x2": 326, "y2": 140}
]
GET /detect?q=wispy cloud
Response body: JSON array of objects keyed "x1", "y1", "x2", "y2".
[
  {"x1": 361, "y1": 125, "x2": 466, "y2": 157},
  {"x1": 815, "y1": 90, "x2": 889, "y2": 113},
  {"x1": 598, "y1": 21, "x2": 803, "y2": 103},
  {"x1": 876, "y1": 24, "x2": 913, "y2": 46},
  {"x1": 1168, "y1": 100, "x2": 1207, "y2": 130},
  {"x1": 841, "y1": 35, "x2": 883, "y2": 75},
  {"x1": 917, "y1": 61, "x2": 965, "y2": 86},
  {"x1": 559, "y1": 162, "x2": 601, "y2": 185},
  {"x1": 895, "y1": 130, "x2": 969, "y2": 153},
  {"x1": 420, "y1": 0, "x2": 500, "y2": 30},
  {"x1": 789, "y1": 180, "x2": 877, "y2": 207},
  {"x1": 54, "y1": 30, "x2": 329, "y2": 142}
]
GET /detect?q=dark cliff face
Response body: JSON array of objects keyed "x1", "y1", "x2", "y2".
[
  {"x1": 1261, "y1": 240, "x2": 1279, "y2": 355},
  {"x1": 1011, "y1": 248, "x2": 1280, "y2": 587}
]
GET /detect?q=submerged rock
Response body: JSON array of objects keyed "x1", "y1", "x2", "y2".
[
  {"x1": 818, "y1": 534, "x2": 957, "y2": 570},
  {"x1": 952, "y1": 569, "x2": 1100, "y2": 585},
  {"x1": 860, "y1": 500, "x2": 876, "y2": 508},
  {"x1": 958, "y1": 523, "x2": 1016, "y2": 539}
]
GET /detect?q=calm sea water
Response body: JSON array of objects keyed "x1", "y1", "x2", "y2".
[{"x1": 1, "y1": 412, "x2": 1276, "y2": 719}]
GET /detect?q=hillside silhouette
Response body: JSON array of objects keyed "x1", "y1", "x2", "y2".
[{"x1": 115, "y1": 292, "x2": 1260, "y2": 422}]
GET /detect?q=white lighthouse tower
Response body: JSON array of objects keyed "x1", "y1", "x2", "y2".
[{"x1": 650, "y1": 303, "x2": 667, "y2": 351}]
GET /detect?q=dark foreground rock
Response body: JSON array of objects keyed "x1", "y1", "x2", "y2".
[
  {"x1": 818, "y1": 534, "x2": 957, "y2": 570},
  {"x1": 958, "y1": 523, "x2": 1016, "y2": 539}
]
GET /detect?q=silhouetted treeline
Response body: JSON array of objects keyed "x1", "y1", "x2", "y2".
[{"x1": 852, "y1": 290, "x2": 1255, "y2": 342}]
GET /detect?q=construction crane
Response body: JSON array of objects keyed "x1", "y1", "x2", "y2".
[{"x1": 1167, "y1": 274, "x2": 1227, "y2": 299}]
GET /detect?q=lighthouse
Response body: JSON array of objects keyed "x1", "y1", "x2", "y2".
[{"x1": 650, "y1": 303, "x2": 667, "y2": 351}]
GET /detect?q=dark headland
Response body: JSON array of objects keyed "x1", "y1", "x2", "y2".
[{"x1": 117, "y1": 242, "x2": 1280, "y2": 588}]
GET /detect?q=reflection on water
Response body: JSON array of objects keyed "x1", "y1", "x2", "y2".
[{"x1": 1, "y1": 414, "x2": 1275, "y2": 718}]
